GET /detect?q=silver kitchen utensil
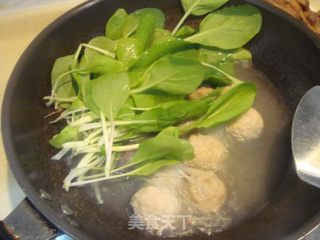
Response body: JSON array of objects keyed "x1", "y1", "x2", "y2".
[{"x1": 292, "y1": 86, "x2": 320, "y2": 188}]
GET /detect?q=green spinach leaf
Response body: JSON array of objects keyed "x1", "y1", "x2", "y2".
[
  {"x1": 175, "y1": 25, "x2": 196, "y2": 38},
  {"x1": 132, "y1": 93, "x2": 181, "y2": 108},
  {"x1": 130, "y1": 99, "x2": 209, "y2": 132},
  {"x1": 199, "y1": 48, "x2": 251, "y2": 86},
  {"x1": 131, "y1": 55, "x2": 208, "y2": 95},
  {"x1": 84, "y1": 36, "x2": 116, "y2": 63},
  {"x1": 186, "y1": 5, "x2": 262, "y2": 49},
  {"x1": 200, "y1": 48, "x2": 252, "y2": 64},
  {"x1": 84, "y1": 56, "x2": 124, "y2": 75},
  {"x1": 116, "y1": 38, "x2": 143, "y2": 69},
  {"x1": 69, "y1": 98, "x2": 85, "y2": 110},
  {"x1": 118, "y1": 97, "x2": 136, "y2": 120},
  {"x1": 131, "y1": 38, "x2": 192, "y2": 70},
  {"x1": 181, "y1": 82, "x2": 256, "y2": 133},
  {"x1": 81, "y1": 79, "x2": 100, "y2": 115},
  {"x1": 130, "y1": 133, "x2": 194, "y2": 164},
  {"x1": 133, "y1": 14, "x2": 156, "y2": 49},
  {"x1": 91, "y1": 72, "x2": 130, "y2": 120},
  {"x1": 123, "y1": 8, "x2": 165, "y2": 37},
  {"x1": 51, "y1": 55, "x2": 76, "y2": 100},
  {"x1": 172, "y1": 0, "x2": 229, "y2": 34},
  {"x1": 50, "y1": 126, "x2": 78, "y2": 148},
  {"x1": 105, "y1": 9, "x2": 128, "y2": 40},
  {"x1": 204, "y1": 61, "x2": 234, "y2": 86},
  {"x1": 171, "y1": 49, "x2": 200, "y2": 61},
  {"x1": 182, "y1": 0, "x2": 229, "y2": 16},
  {"x1": 149, "y1": 28, "x2": 174, "y2": 47},
  {"x1": 128, "y1": 69, "x2": 146, "y2": 88},
  {"x1": 129, "y1": 160, "x2": 180, "y2": 176},
  {"x1": 71, "y1": 57, "x2": 90, "y2": 96},
  {"x1": 157, "y1": 126, "x2": 180, "y2": 137}
]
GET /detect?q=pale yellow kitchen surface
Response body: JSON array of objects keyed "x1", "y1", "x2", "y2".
[
  {"x1": 0, "y1": 0, "x2": 84, "y2": 219},
  {"x1": 310, "y1": 0, "x2": 320, "y2": 11},
  {"x1": 0, "y1": 0, "x2": 320, "y2": 220}
]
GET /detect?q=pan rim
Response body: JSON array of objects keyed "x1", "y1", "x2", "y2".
[
  {"x1": 2, "y1": 0, "x2": 320, "y2": 239},
  {"x1": 2, "y1": 1, "x2": 97, "y2": 239}
]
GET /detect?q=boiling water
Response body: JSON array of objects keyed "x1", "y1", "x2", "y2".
[
  {"x1": 133, "y1": 62, "x2": 291, "y2": 237},
  {"x1": 222, "y1": 63, "x2": 291, "y2": 218}
]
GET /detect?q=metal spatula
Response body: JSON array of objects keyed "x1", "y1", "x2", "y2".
[{"x1": 292, "y1": 86, "x2": 320, "y2": 188}]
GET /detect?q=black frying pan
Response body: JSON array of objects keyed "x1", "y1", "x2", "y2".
[{"x1": 2, "y1": 0, "x2": 320, "y2": 239}]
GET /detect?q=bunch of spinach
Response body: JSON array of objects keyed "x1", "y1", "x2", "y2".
[{"x1": 45, "y1": 0, "x2": 262, "y2": 192}]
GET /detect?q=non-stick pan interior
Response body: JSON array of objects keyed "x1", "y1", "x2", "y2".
[{"x1": 3, "y1": 0, "x2": 320, "y2": 239}]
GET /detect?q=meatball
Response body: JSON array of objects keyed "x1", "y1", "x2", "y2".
[
  {"x1": 188, "y1": 87, "x2": 214, "y2": 100},
  {"x1": 226, "y1": 108, "x2": 264, "y2": 143},
  {"x1": 186, "y1": 134, "x2": 229, "y2": 170},
  {"x1": 148, "y1": 165, "x2": 185, "y2": 192},
  {"x1": 185, "y1": 168, "x2": 227, "y2": 213},
  {"x1": 131, "y1": 186, "x2": 181, "y2": 231}
]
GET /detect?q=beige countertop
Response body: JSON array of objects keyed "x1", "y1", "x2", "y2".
[
  {"x1": 310, "y1": 0, "x2": 320, "y2": 12},
  {"x1": 0, "y1": 0, "x2": 83, "y2": 219}
]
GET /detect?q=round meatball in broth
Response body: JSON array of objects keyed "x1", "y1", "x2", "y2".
[
  {"x1": 187, "y1": 134, "x2": 229, "y2": 170},
  {"x1": 131, "y1": 186, "x2": 181, "y2": 233},
  {"x1": 226, "y1": 108, "x2": 264, "y2": 143},
  {"x1": 185, "y1": 168, "x2": 227, "y2": 213}
]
